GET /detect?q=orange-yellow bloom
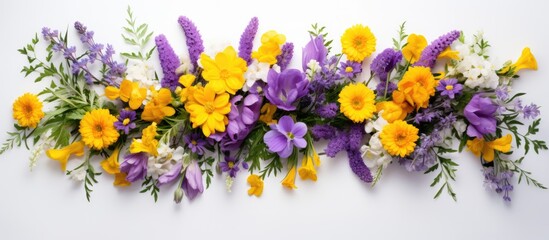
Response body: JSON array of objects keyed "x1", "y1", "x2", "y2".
[
  {"x1": 201, "y1": 46, "x2": 248, "y2": 95},
  {"x1": 177, "y1": 74, "x2": 196, "y2": 103},
  {"x1": 467, "y1": 134, "x2": 512, "y2": 162},
  {"x1": 438, "y1": 47, "x2": 460, "y2": 60},
  {"x1": 402, "y1": 34, "x2": 427, "y2": 63},
  {"x1": 100, "y1": 147, "x2": 121, "y2": 175},
  {"x1": 259, "y1": 103, "x2": 277, "y2": 125},
  {"x1": 501, "y1": 47, "x2": 538, "y2": 74},
  {"x1": 12, "y1": 93, "x2": 44, "y2": 128},
  {"x1": 298, "y1": 155, "x2": 318, "y2": 181},
  {"x1": 338, "y1": 83, "x2": 376, "y2": 123},
  {"x1": 376, "y1": 101, "x2": 406, "y2": 123},
  {"x1": 341, "y1": 24, "x2": 376, "y2": 62},
  {"x1": 113, "y1": 172, "x2": 131, "y2": 187},
  {"x1": 141, "y1": 87, "x2": 175, "y2": 123},
  {"x1": 397, "y1": 66, "x2": 438, "y2": 110},
  {"x1": 252, "y1": 30, "x2": 286, "y2": 65},
  {"x1": 247, "y1": 174, "x2": 264, "y2": 197},
  {"x1": 79, "y1": 109, "x2": 120, "y2": 150},
  {"x1": 380, "y1": 120, "x2": 419, "y2": 157},
  {"x1": 46, "y1": 141, "x2": 85, "y2": 171},
  {"x1": 130, "y1": 122, "x2": 159, "y2": 156},
  {"x1": 185, "y1": 85, "x2": 231, "y2": 137},
  {"x1": 281, "y1": 166, "x2": 298, "y2": 190},
  {"x1": 105, "y1": 79, "x2": 147, "y2": 110}
]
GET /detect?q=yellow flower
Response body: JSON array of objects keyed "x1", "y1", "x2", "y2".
[
  {"x1": 281, "y1": 166, "x2": 298, "y2": 190},
  {"x1": 141, "y1": 87, "x2": 175, "y2": 123},
  {"x1": 312, "y1": 148, "x2": 321, "y2": 166},
  {"x1": 105, "y1": 79, "x2": 147, "y2": 110},
  {"x1": 437, "y1": 47, "x2": 460, "y2": 60},
  {"x1": 46, "y1": 141, "x2": 85, "y2": 171},
  {"x1": 12, "y1": 93, "x2": 45, "y2": 128},
  {"x1": 100, "y1": 147, "x2": 121, "y2": 175},
  {"x1": 247, "y1": 174, "x2": 264, "y2": 197},
  {"x1": 338, "y1": 83, "x2": 376, "y2": 123},
  {"x1": 185, "y1": 85, "x2": 231, "y2": 137},
  {"x1": 201, "y1": 46, "x2": 248, "y2": 95},
  {"x1": 252, "y1": 30, "x2": 286, "y2": 65},
  {"x1": 376, "y1": 101, "x2": 406, "y2": 123},
  {"x1": 502, "y1": 47, "x2": 538, "y2": 74},
  {"x1": 113, "y1": 172, "x2": 131, "y2": 187},
  {"x1": 178, "y1": 74, "x2": 196, "y2": 103},
  {"x1": 402, "y1": 34, "x2": 427, "y2": 63},
  {"x1": 467, "y1": 134, "x2": 512, "y2": 162},
  {"x1": 130, "y1": 122, "x2": 158, "y2": 156},
  {"x1": 380, "y1": 120, "x2": 419, "y2": 157},
  {"x1": 341, "y1": 24, "x2": 376, "y2": 62},
  {"x1": 298, "y1": 156, "x2": 317, "y2": 181},
  {"x1": 397, "y1": 66, "x2": 437, "y2": 110},
  {"x1": 79, "y1": 109, "x2": 120, "y2": 150},
  {"x1": 259, "y1": 103, "x2": 277, "y2": 125}
]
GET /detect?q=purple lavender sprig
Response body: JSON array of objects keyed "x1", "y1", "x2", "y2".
[
  {"x1": 155, "y1": 34, "x2": 180, "y2": 90},
  {"x1": 238, "y1": 17, "x2": 259, "y2": 65},
  {"x1": 276, "y1": 42, "x2": 294, "y2": 71},
  {"x1": 178, "y1": 16, "x2": 204, "y2": 71},
  {"x1": 370, "y1": 48, "x2": 402, "y2": 81},
  {"x1": 414, "y1": 30, "x2": 460, "y2": 68},
  {"x1": 347, "y1": 149, "x2": 373, "y2": 183}
]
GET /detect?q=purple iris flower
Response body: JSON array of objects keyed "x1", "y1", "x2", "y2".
[
  {"x1": 436, "y1": 78, "x2": 463, "y2": 99},
  {"x1": 120, "y1": 152, "x2": 148, "y2": 182},
  {"x1": 265, "y1": 69, "x2": 309, "y2": 111},
  {"x1": 464, "y1": 94, "x2": 498, "y2": 138},
  {"x1": 158, "y1": 162, "x2": 183, "y2": 186},
  {"x1": 182, "y1": 161, "x2": 204, "y2": 200},
  {"x1": 114, "y1": 109, "x2": 137, "y2": 135},
  {"x1": 184, "y1": 133, "x2": 207, "y2": 155},
  {"x1": 263, "y1": 115, "x2": 307, "y2": 158},
  {"x1": 302, "y1": 35, "x2": 327, "y2": 71}
]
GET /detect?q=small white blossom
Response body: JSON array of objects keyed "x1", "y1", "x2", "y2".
[
  {"x1": 147, "y1": 144, "x2": 185, "y2": 179},
  {"x1": 243, "y1": 60, "x2": 271, "y2": 92},
  {"x1": 126, "y1": 60, "x2": 156, "y2": 88},
  {"x1": 175, "y1": 52, "x2": 194, "y2": 75},
  {"x1": 364, "y1": 112, "x2": 388, "y2": 134},
  {"x1": 305, "y1": 60, "x2": 321, "y2": 79},
  {"x1": 453, "y1": 120, "x2": 467, "y2": 137},
  {"x1": 68, "y1": 164, "x2": 87, "y2": 182},
  {"x1": 360, "y1": 132, "x2": 392, "y2": 169}
]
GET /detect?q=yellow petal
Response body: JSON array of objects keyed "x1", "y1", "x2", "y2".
[
  {"x1": 247, "y1": 174, "x2": 264, "y2": 197},
  {"x1": 104, "y1": 86, "x2": 120, "y2": 100},
  {"x1": 281, "y1": 166, "x2": 298, "y2": 189},
  {"x1": 113, "y1": 172, "x2": 131, "y2": 187},
  {"x1": 46, "y1": 141, "x2": 85, "y2": 172},
  {"x1": 100, "y1": 147, "x2": 121, "y2": 175},
  {"x1": 488, "y1": 134, "x2": 512, "y2": 153},
  {"x1": 513, "y1": 47, "x2": 538, "y2": 72}
]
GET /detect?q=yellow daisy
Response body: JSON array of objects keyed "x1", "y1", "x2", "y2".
[
  {"x1": 380, "y1": 120, "x2": 419, "y2": 157},
  {"x1": 341, "y1": 24, "x2": 376, "y2": 62},
  {"x1": 338, "y1": 83, "x2": 376, "y2": 123},
  {"x1": 200, "y1": 46, "x2": 248, "y2": 95},
  {"x1": 79, "y1": 109, "x2": 120, "y2": 150},
  {"x1": 12, "y1": 93, "x2": 45, "y2": 128},
  {"x1": 185, "y1": 84, "x2": 231, "y2": 137}
]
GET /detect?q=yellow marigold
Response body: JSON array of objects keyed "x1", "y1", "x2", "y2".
[
  {"x1": 380, "y1": 120, "x2": 419, "y2": 157},
  {"x1": 402, "y1": 34, "x2": 427, "y2": 63},
  {"x1": 12, "y1": 93, "x2": 44, "y2": 128},
  {"x1": 467, "y1": 134, "x2": 512, "y2": 162},
  {"x1": 338, "y1": 83, "x2": 376, "y2": 123},
  {"x1": 185, "y1": 85, "x2": 231, "y2": 137},
  {"x1": 259, "y1": 103, "x2": 277, "y2": 125},
  {"x1": 397, "y1": 66, "x2": 437, "y2": 110},
  {"x1": 141, "y1": 87, "x2": 175, "y2": 123},
  {"x1": 79, "y1": 109, "x2": 120, "y2": 150},
  {"x1": 105, "y1": 79, "x2": 147, "y2": 110},
  {"x1": 282, "y1": 166, "x2": 297, "y2": 190},
  {"x1": 247, "y1": 174, "x2": 264, "y2": 197},
  {"x1": 201, "y1": 46, "x2": 248, "y2": 95},
  {"x1": 341, "y1": 24, "x2": 376, "y2": 62},
  {"x1": 252, "y1": 30, "x2": 286, "y2": 65},
  {"x1": 46, "y1": 141, "x2": 85, "y2": 171},
  {"x1": 130, "y1": 122, "x2": 159, "y2": 156}
]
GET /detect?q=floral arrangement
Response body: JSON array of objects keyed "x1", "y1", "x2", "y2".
[{"x1": 2, "y1": 7, "x2": 546, "y2": 203}]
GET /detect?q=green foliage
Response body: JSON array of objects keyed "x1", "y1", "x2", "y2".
[
  {"x1": 308, "y1": 23, "x2": 334, "y2": 53},
  {"x1": 426, "y1": 149, "x2": 459, "y2": 201},
  {"x1": 198, "y1": 156, "x2": 215, "y2": 189},
  {"x1": 140, "y1": 176, "x2": 160, "y2": 202},
  {"x1": 121, "y1": 6, "x2": 156, "y2": 61},
  {"x1": 83, "y1": 162, "x2": 101, "y2": 202},
  {"x1": 392, "y1": 21, "x2": 408, "y2": 50},
  {"x1": 0, "y1": 130, "x2": 24, "y2": 155}
]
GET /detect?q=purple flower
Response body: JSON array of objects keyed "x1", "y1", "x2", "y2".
[
  {"x1": 522, "y1": 104, "x2": 540, "y2": 119},
  {"x1": 348, "y1": 124, "x2": 364, "y2": 151},
  {"x1": 178, "y1": 16, "x2": 204, "y2": 71},
  {"x1": 114, "y1": 109, "x2": 137, "y2": 135},
  {"x1": 310, "y1": 124, "x2": 337, "y2": 141},
  {"x1": 347, "y1": 149, "x2": 373, "y2": 183},
  {"x1": 120, "y1": 152, "x2": 148, "y2": 182},
  {"x1": 325, "y1": 131, "x2": 348, "y2": 158},
  {"x1": 414, "y1": 30, "x2": 460, "y2": 68},
  {"x1": 277, "y1": 42, "x2": 294, "y2": 71},
  {"x1": 370, "y1": 48, "x2": 402, "y2": 81},
  {"x1": 437, "y1": 78, "x2": 462, "y2": 99},
  {"x1": 302, "y1": 35, "x2": 327, "y2": 71},
  {"x1": 182, "y1": 161, "x2": 204, "y2": 200},
  {"x1": 219, "y1": 154, "x2": 248, "y2": 178},
  {"x1": 184, "y1": 133, "x2": 207, "y2": 155},
  {"x1": 265, "y1": 69, "x2": 309, "y2": 111},
  {"x1": 155, "y1": 34, "x2": 180, "y2": 90},
  {"x1": 339, "y1": 60, "x2": 362, "y2": 79},
  {"x1": 483, "y1": 167, "x2": 514, "y2": 202},
  {"x1": 375, "y1": 80, "x2": 397, "y2": 97},
  {"x1": 41, "y1": 27, "x2": 58, "y2": 41},
  {"x1": 158, "y1": 162, "x2": 183, "y2": 186},
  {"x1": 238, "y1": 17, "x2": 259, "y2": 65},
  {"x1": 263, "y1": 116, "x2": 307, "y2": 158},
  {"x1": 464, "y1": 94, "x2": 498, "y2": 138},
  {"x1": 315, "y1": 103, "x2": 338, "y2": 119},
  {"x1": 495, "y1": 87, "x2": 509, "y2": 101}
]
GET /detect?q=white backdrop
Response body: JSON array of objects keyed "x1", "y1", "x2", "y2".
[{"x1": 1, "y1": 0, "x2": 548, "y2": 239}]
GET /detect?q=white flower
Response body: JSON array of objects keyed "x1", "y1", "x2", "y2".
[
  {"x1": 364, "y1": 113, "x2": 388, "y2": 134},
  {"x1": 453, "y1": 120, "x2": 467, "y2": 137},
  {"x1": 68, "y1": 163, "x2": 86, "y2": 182},
  {"x1": 126, "y1": 60, "x2": 156, "y2": 88},
  {"x1": 305, "y1": 60, "x2": 321, "y2": 79},
  {"x1": 225, "y1": 175, "x2": 234, "y2": 192},
  {"x1": 147, "y1": 144, "x2": 185, "y2": 179},
  {"x1": 242, "y1": 60, "x2": 271, "y2": 92},
  {"x1": 360, "y1": 132, "x2": 392, "y2": 169},
  {"x1": 457, "y1": 54, "x2": 499, "y2": 90},
  {"x1": 175, "y1": 51, "x2": 194, "y2": 75}
]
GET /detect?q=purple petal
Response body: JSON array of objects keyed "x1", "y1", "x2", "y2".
[
  {"x1": 293, "y1": 138, "x2": 307, "y2": 149},
  {"x1": 264, "y1": 131, "x2": 288, "y2": 152},
  {"x1": 291, "y1": 122, "x2": 307, "y2": 138},
  {"x1": 277, "y1": 116, "x2": 295, "y2": 133}
]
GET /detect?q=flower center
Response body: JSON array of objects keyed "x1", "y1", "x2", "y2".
[
  {"x1": 395, "y1": 132, "x2": 408, "y2": 146},
  {"x1": 23, "y1": 104, "x2": 34, "y2": 116},
  {"x1": 445, "y1": 85, "x2": 454, "y2": 91},
  {"x1": 353, "y1": 37, "x2": 365, "y2": 48},
  {"x1": 94, "y1": 124, "x2": 104, "y2": 138},
  {"x1": 352, "y1": 97, "x2": 364, "y2": 110},
  {"x1": 122, "y1": 118, "x2": 130, "y2": 126},
  {"x1": 345, "y1": 66, "x2": 354, "y2": 73},
  {"x1": 228, "y1": 161, "x2": 235, "y2": 168},
  {"x1": 204, "y1": 102, "x2": 215, "y2": 114},
  {"x1": 220, "y1": 69, "x2": 230, "y2": 80},
  {"x1": 191, "y1": 140, "x2": 197, "y2": 145},
  {"x1": 287, "y1": 132, "x2": 295, "y2": 139}
]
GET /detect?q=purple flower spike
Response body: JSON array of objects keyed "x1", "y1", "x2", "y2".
[
  {"x1": 325, "y1": 131, "x2": 348, "y2": 158},
  {"x1": 347, "y1": 149, "x2": 373, "y2": 183},
  {"x1": 315, "y1": 103, "x2": 339, "y2": 119},
  {"x1": 120, "y1": 152, "x2": 149, "y2": 182},
  {"x1": 414, "y1": 30, "x2": 460, "y2": 68},
  {"x1": 464, "y1": 94, "x2": 498, "y2": 138},
  {"x1": 265, "y1": 69, "x2": 309, "y2": 111},
  {"x1": 178, "y1": 16, "x2": 204, "y2": 71},
  {"x1": 302, "y1": 36, "x2": 327, "y2": 71},
  {"x1": 437, "y1": 78, "x2": 463, "y2": 99},
  {"x1": 311, "y1": 124, "x2": 337, "y2": 141},
  {"x1": 182, "y1": 161, "x2": 204, "y2": 200},
  {"x1": 238, "y1": 17, "x2": 259, "y2": 65},
  {"x1": 155, "y1": 34, "x2": 180, "y2": 90},
  {"x1": 277, "y1": 42, "x2": 294, "y2": 71},
  {"x1": 263, "y1": 116, "x2": 308, "y2": 158},
  {"x1": 370, "y1": 48, "x2": 402, "y2": 81}
]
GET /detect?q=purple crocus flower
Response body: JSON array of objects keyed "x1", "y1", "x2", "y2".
[
  {"x1": 114, "y1": 109, "x2": 137, "y2": 135},
  {"x1": 414, "y1": 30, "x2": 460, "y2": 68},
  {"x1": 178, "y1": 16, "x2": 204, "y2": 71},
  {"x1": 120, "y1": 152, "x2": 148, "y2": 182},
  {"x1": 263, "y1": 116, "x2": 307, "y2": 158},
  {"x1": 339, "y1": 60, "x2": 362, "y2": 79},
  {"x1": 277, "y1": 42, "x2": 294, "y2": 71},
  {"x1": 265, "y1": 69, "x2": 309, "y2": 111},
  {"x1": 238, "y1": 17, "x2": 259, "y2": 65},
  {"x1": 437, "y1": 78, "x2": 463, "y2": 99},
  {"x1": 155, "y1": 34, "x2": 180, "y2": 90},
  {"x1": 182, "y1": 161, "x2": 204, "y2": 200},
  {"x1": 370, "y1": 48, "x2": 402, "y2": 81},
  {"x1": 184, "y1": 133, "x2": 207, "y2": 155},
  {"x1": 158, "y1": 162, "x2": 183, "y2": 186},
  {"x1": 464, "y1": 94, "x2": 498, "y2": 138},
  {"x1": 302, "y1": 36, "x2": 327, "y2": 71}
]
